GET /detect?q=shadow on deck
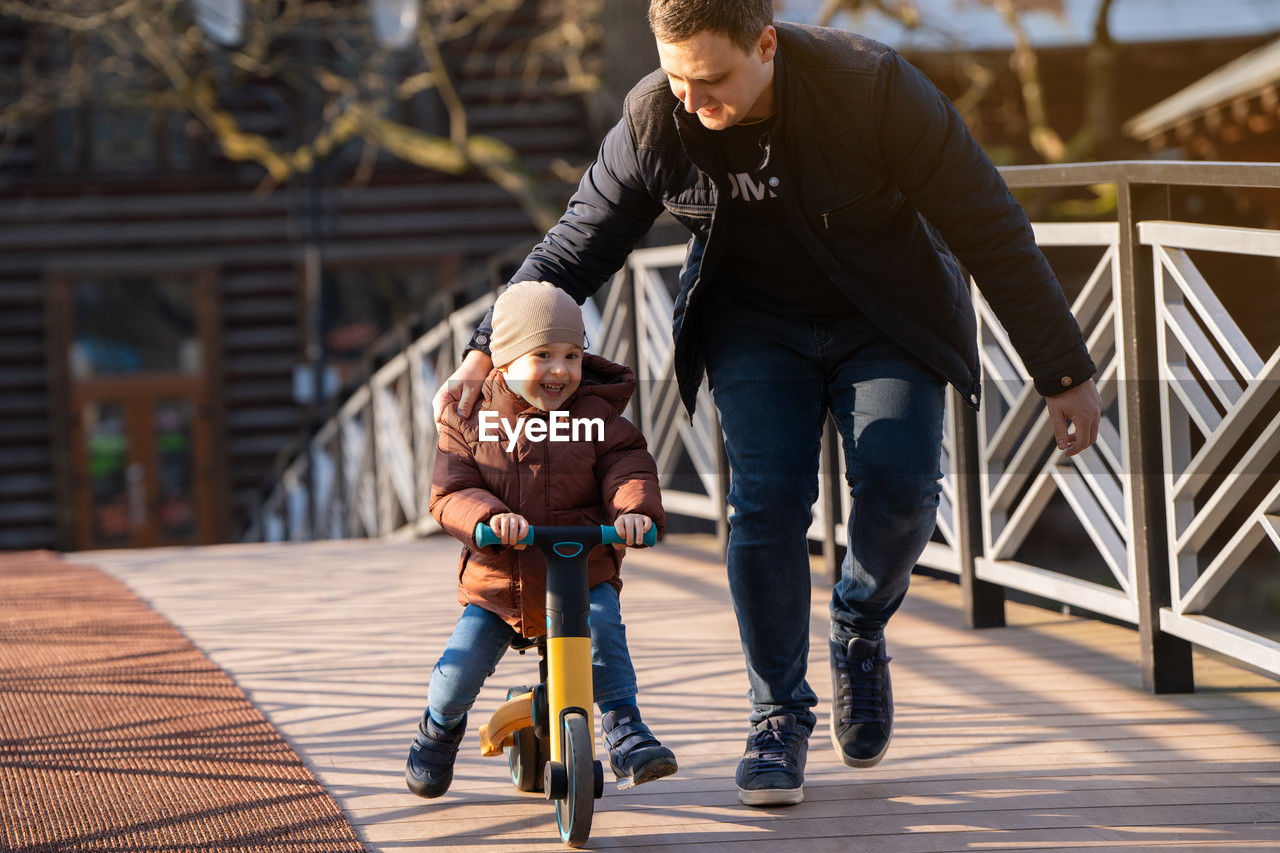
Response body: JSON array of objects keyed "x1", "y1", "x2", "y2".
[{"x1": 71, "y1": 535, "x2": 1280, "y2": 851}]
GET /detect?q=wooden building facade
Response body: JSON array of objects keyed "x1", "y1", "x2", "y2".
[{"x1": 0, "y1": 4, "x2": 599, "y2": 551}]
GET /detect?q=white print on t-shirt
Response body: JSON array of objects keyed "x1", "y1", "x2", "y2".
[{"x1": 727, "y1": 171, "x2": 778, "y2": 202}]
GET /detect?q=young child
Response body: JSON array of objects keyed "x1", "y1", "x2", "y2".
[{"x1": 405, "y1": 280, "x2": 677, "y2": 799}]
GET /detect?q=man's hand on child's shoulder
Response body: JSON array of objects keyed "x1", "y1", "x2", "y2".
[
  {"x1": 488, "y1": 513, "x2": 530, "y2": 549},
  {"x1": 613, "y1": 514, "x2": 653, "y2": 550},
  {"x1": 434, "y1": 350, "x2": 493, "y2": 422}
]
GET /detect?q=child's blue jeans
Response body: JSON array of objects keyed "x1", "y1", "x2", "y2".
[{"x1": 428, "y1": 582, "x2": 638, "y2": 727}]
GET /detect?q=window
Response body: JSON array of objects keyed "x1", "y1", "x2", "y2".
[
  {"x1": 321, "y1": 264, "x2": 447, "y2": 385},
  {"x1": 70, "y1": 276, "x2": 200, "y2": 380}
]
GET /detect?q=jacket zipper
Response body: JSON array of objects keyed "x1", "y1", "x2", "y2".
[{"x1": 822, "y1": 212, "x2": 830, "y2": 229}]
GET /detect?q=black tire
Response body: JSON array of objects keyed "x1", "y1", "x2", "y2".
[
  {"x1": 505, "y1": 686, "x2": 541, "y2": 792},
  {"x1": 509, "y1": 726, "x2": 540, "y2": 792},
  {"x1": 532, "y1": 726, "x2": 549, "y2": 792},
  {"x1": 555, "y1": 712, "x2": 594, "y2": 848}
]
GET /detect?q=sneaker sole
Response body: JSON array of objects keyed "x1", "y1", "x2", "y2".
[
  {"x1": 405, "y1": 773, "x2": 449, "y2": 799},
  {"x1": 829, "y1": 717, "x2": 891, "y2": 768},
  {"x1": 615, "y1": 757, "x2": 678, "y2": 790},
  {"x1": 737, "y1": 785, "x2": 804, "y2": 806}
]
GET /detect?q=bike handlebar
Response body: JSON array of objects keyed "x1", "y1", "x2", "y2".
[{"x1": 474, "y1": 522, "x2": 656, "y2": 550}]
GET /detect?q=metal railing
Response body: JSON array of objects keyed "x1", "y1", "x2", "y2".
[{"x1": 250, "y1": 160, "x2": 1280, "y2": 692}]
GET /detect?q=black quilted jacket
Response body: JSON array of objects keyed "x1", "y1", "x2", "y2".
[{"x1": 475, "y1": 22, "x2": 1095, "y2": 414}]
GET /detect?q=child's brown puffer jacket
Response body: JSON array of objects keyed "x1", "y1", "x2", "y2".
[{"x1": 429, "y1": 354, "x2": 665, "y2": 637}]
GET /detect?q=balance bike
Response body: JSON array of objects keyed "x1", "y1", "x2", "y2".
[{"x1": 473, "y1": 522, "x2": 657, "y2": 848}]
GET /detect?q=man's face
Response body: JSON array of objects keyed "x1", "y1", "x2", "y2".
[{"x1": 656, "y1": 26, "x2": 777, "y2": 130}]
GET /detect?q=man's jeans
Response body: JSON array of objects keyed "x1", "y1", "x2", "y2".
[
  {"x1": 702, "y1": 295, "x2": 946, "y2": 732},
  {"x1": 428, "y1": 583, "x2": 638, "y2": 726}
]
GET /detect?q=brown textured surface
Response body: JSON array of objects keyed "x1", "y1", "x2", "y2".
[{"x1": 0, "y1": 551, "x2": 366, "y2": 853}]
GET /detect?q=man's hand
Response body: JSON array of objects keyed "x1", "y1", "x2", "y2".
[
  {"x1": 1045, "y1": 378, "x2": 1101, "y2": 458},
  {"x1": 433, "y1": 349, "x2": 494, "y2": 422},
  {"x1": 612, "y1": 514, "x2": 653, "y2": 550},
  {"x1": 488, "y1": 513, "x2": 530, "y2": 549}
]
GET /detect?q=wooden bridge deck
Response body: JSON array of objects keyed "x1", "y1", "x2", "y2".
[{"x1": 84, "y1": 536, "x2": 1280, "y2": 852}]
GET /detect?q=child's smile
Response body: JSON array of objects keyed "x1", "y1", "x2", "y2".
[{"x1": 499, "y1": 342, "x2": 584, "y2": 411}]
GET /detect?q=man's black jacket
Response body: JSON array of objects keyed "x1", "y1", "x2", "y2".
[{"x1": 474, "y1": 22, "x2": 1096, "y2": 415}]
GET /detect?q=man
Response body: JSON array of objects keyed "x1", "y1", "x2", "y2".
[{"x1": 434, "y1": 0, "x2": 1101, "y2": 806}]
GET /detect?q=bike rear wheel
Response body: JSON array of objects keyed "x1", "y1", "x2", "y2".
[
  {"x1": 505, "y1": 686, "x2": 544, "y2": 792},
  {"x1": 509, "y1": 726, "x2": 545, "y2": 792}
]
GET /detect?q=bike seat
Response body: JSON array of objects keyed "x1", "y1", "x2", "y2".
[{"x1": 510, "y1": 635, "x2": 538, "y2": 651}]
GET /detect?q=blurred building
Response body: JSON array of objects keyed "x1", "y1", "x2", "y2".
[
  {"x1": 1126, "y1": 37, "x2": 1280, "y2": 171},
  {"x1": 8, "y1": 1, "x2": 1277, "y2": 554},
  {"x1": 784, "y1": 0, "x2": 1280, "y2": 52},
  {"x1": 0, "y1": 2, "x2": 600, "y2": 551},
  {"x1": 781, "y1": 0, "x2": 1280, "y2": 164}
]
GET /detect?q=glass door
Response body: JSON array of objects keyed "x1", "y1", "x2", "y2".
[
  {"x1": 80, "y1": 400, "x2": 138, "y2": 547},
  {"x1": 63, "y1": 273, "x2": 218, "y2": 549}
]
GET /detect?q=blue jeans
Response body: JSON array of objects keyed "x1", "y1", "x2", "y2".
[
  {"x1": 702, "y1": 294, "x2": 946, "y2": 732},
  {"x1": 427, "y1": 583, "x2": 638, "y2": 726}
]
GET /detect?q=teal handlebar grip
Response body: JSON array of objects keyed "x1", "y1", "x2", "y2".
[
  {"x1": 474, "y1": 523, "x2": 534, "y2": 548},
  {"x1": 474, "y1": 522, "x2": 656, "y2": 549},
  {"x1": 598, "y1": 524, "x2": 657, "y2": 548}
]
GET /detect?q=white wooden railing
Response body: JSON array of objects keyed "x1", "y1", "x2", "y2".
[{"x1": 251, "y1": 161, "x2": 1280, "y2": 692}]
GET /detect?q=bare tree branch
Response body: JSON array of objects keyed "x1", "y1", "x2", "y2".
[
  {"x1": 1, "y1": 0, "x2": 594, "y2": 229},
  {"x1": 1, "y1": 0, "x2": 142, "y2": 31},
  {"x1": 991, "y1": 0, "x2": 1066, "y2": 162}
]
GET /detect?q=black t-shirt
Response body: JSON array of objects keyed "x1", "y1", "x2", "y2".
[{"x1": 710, "y1": 116, "x2": 857, "y2": 322}]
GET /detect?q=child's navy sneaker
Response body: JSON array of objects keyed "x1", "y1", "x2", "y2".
[
  {"x1": 829, "y1": 631, "x2": 893, "y2": 767},
  {"x1": 601, "y1": 705, "x2": 678, "y2": 789},
  {"x1": 735, "y1": 713, "x2": 808, "y2": 806},
  {"x1": 405, "y1": 712, "x2": 466, "y2": 798}
]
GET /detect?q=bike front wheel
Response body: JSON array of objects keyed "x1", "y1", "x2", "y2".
[{"x1": 555, "y1": 712, "x2": 594, "y2": 847}]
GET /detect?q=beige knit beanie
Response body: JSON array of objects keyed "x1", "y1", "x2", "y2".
[{"x1": 489, "y1": 281, "x2": 586, "y2": 367}]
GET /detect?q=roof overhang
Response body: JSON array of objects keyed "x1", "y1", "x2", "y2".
[{"x1": 1125, "y1": 37, "x2": 1280, "y2": 142}]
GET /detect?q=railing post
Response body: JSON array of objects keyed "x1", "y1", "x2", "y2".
[
  {"x1": 309, "y1": 439, "x2": 322, "y2": 539},
  {"x1": 1116, "y1": 178, "x2": 1195, "y2": 693},
  {"x1": 332, "y1": 429, "x2": 345, "y2": 539},
  {"x1": 370, "y1": 386, "x2": 386, "y2": 537},
  {"x1": 953, "y1": 388, "x2": 1005, "y2": 628},
  {"x1": 621, "y1": 263, "x2": 645, "y2": 432}
]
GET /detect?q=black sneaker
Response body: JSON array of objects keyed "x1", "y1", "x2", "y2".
[
  {"x1": 405, "y1": 712, "x2": 466, "y2": 798},
  {"x1": 829, "y1": 632, "x2": 893, "y2": 767},
  {"x1": 602, "y1": 705, "x2": 678, "y2": 789},
  {"x1": 735, "y1": 713, "x2": 808, "y2": 806}
]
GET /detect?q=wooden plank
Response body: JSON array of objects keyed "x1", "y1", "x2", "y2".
[
  {"x1": 0, "y1": 471, "x2": 53, "y2": 496},
  {"x1": 361, "y1": 803, "x2": 1280, "y2": 847},
  {"x1": 1140, "y1": 219, "x2": 1280, "y2": 259},
  {"x1": 329, "y1": 765, "x2": 1280, "y2": 812},
  {"x1": 0, "y1": 181, "x2": 516, "y2": 222},
  {"x1": 0, "y1": 233, "x2": 528, "y2": 275},
  {"x1": 0, "y1": 500, "x2": 55, "y2": 524},
  {"x1": 0, "y1": 445, "x2": 51, "y2": 469},
  {"x1": 351, "y1": 786, "x2": 1280, "y2": 832},
  {"x1": 86, "y1": 536, "x2": 1280, "y2": 853},
  {"x1": 0, "y1": 207, "x2": 535, "y2": 251},
  {"x1": 0, "y1": 280, "x2": 42, "y2": 302},
  {"x1": 0, "y1": 524, "x2": 56, "y2": 550},
  {"x1": 1159, "y1": 247, "x2": 1264, "y2": 378},
  {"x1": 1163, "y1": 302, "x2": 1243, "y2": 410}
]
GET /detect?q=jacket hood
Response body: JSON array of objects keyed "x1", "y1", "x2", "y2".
[{"x1": 480, "y1": 352, "x2": 637, "y2": 418}]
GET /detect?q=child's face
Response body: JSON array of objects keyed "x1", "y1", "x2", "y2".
[{"x1": 498, "y1": 342, "x2": 584, "y2": 411}]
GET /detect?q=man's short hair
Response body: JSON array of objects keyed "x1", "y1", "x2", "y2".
[{"x1": 648, "y1": 0, "x2": 774, "y2": 52}]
